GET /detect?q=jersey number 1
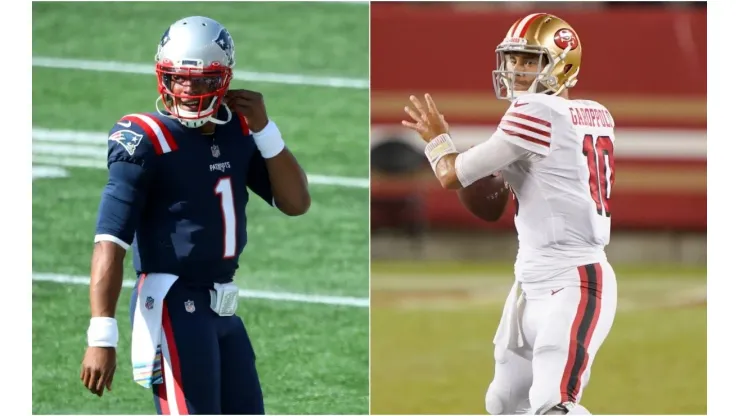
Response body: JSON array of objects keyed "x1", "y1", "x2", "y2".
[
  {"x1": 215, "y1": 177, "x2": 237, "y2": 258},
  {"x1": 582, "y1": 135, "x2": 615, "y2": 217}
]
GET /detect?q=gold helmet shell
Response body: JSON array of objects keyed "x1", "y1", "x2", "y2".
[{"x1": 493, "y1": 13, "x2": 582, "y2": 100}]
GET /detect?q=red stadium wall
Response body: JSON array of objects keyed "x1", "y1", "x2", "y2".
[{"x1": 370, "y1": 4, "x2": 707, "y2": 232}]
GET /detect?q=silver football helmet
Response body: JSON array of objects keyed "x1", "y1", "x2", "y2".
[{"x1": 154, "y1": 16, "x2": 236, "y2": 128}]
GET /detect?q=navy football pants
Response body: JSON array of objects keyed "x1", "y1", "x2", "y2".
[{"x1": 130, "y1": 276, "x2": 265, "y2": 415}]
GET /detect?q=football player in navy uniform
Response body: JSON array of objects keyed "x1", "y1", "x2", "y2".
[{"x1": 79, "y1": 16, "x2": 311, "y2": 415}]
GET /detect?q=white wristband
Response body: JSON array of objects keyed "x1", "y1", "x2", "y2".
[
  {"x1": 251, "y1": 120, "x2": 286, "y2": 159},
  {"x1": 424, "y1": 133, "x2": 458, "y2": 170},
  {"x1": 87, "y1": 317, "x2": 118, "y2": 348}
]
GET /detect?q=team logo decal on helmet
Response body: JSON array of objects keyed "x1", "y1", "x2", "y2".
[
  {"x1": 159, "y1": 28, "x2": 171, "y2": 49},
  {"x1": 154, "y1": 16, "x2": 236, "y2": 129},
  {"x1": 554, "y1": 28, "x2": 579, "y2": 50},
  {"x1": 214, "y1": 28, "x2": 235, "y2": 66}
]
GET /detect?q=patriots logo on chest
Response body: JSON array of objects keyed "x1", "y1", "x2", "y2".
[{"x1": 109, "y1": 129, "x2": 144, "y2": 156}]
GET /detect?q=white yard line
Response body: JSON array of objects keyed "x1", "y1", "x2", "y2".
[
  {"x1": 32, "y1": 56, "x2": 368, "y2": 89},
  {"x1": 32, "y1": 166, "x2": 69, "y2": 180},
  {"x1": 32, "y1": 128, "x2": 369, "y2": 188},
  {"x1": 373, "y1": 273, "x2": 706, "y2": 312},
  {"x1": 33, "y1": 272, "x2": 369, "y2": 308}
]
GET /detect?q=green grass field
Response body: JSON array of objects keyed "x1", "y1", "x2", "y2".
[
  {"x1": 370, "y1": 261, "x2": 707, "y2": 415},
  {"x1": 32, "y1": 2, "x2": 369, "y2": 415}
]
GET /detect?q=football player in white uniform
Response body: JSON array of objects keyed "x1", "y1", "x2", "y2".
[{"x1": 402, "y1": 13, "x2": 617, "y2": 415}]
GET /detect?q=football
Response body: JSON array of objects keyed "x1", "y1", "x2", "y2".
[{"x1": 456, "y1": 174, "x2": 510, "y2": 222}]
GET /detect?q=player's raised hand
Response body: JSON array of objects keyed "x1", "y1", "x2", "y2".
[
  {"x1": 224, "y1": 89, "x2": 269, "y2": 132},
  {"x1": 401, "y1": 93, "x2": 449, "y2": 142},
  {"x1": 81, "y1": 346, "x2": 116, "y2": 397}
]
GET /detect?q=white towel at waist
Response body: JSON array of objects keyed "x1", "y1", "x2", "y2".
[
  {"x1": 493, "y1": 280, "x2": 526, "y2": 355},
  {"x1": 131, "y1": 273, "x2": 178, "y2": 388}
]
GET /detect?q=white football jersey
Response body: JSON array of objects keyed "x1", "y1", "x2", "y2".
[{"x1": 495, "y1": 93, "x2": 616, "y2": 282}]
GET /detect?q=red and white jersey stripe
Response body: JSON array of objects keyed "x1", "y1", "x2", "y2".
[
  {"x1": 494, "y1": 93, "x2": 617, "y2": 281},
  {"x1": 122, "y1": 113, "x2": 179, "y2": 155},
  {"x1": 496, "y1": 99, "x2": 554, "y2": 155},
  {"x1": 499, "y1": 110, "x2": 552, "y2": 151},
  {"x1": 236, "y1": 112, "x2": 250, "y2": 135}
]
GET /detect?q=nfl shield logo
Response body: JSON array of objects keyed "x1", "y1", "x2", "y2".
[
  {"x1": 145, "y1": 296, "x2": 154, "y2": 310},
  {"x1": 184, "y1": 300, "x2": 196, "y2": 313},
  {"x1": 211, "y1": 144, "x2": 220, "y2": 158}
]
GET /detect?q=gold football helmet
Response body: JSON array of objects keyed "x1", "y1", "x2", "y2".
[{"x1": 493, "y1": 13, "x2": 582, "y2": 100}]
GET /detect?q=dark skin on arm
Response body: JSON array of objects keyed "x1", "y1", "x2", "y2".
[
  {"x1": 223, "y1": 90, "x2": 311, "y2": 216},
  {"x1": 174, "y1": 74, "x2": 310, "y2": 215},
  {"x1": 81, "y1": 89, "x2": 311, "y2": 397},
  {"x1": 80, "y1": 241, "x2": 126, "y2": 397}
]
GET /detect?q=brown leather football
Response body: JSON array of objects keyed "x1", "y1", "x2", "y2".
[{"x1": 456, "y1": 175, "x2": 510, "y2": 222}]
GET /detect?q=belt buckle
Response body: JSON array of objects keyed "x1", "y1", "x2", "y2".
[{"x1": 209, "y1": 282, "x2": 239, "y2": 316}]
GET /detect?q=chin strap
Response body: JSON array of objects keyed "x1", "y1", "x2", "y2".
[{"x1": 155, "y1": 96, "x2": 233, "y2": 128}]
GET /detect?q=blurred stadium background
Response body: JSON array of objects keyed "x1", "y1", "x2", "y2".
[
  {"x1": 370, "y1": 2, "x2": 706, "y2": 415},
  {"x1": 32, "y1": 2, "x2": 368, "y2": 414}
]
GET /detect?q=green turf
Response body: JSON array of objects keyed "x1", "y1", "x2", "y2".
[
  {"x1": 32, "y1": 67, "x2": 368, "y2": 178},
  {"x1": 33, "y1": 282, "x2": 368, "y2": 415},
  {"x1": 370, "y1": 262, "x2": 706, "y2": 415},
  {"x1": 32, "y1": 170, "x2": 367, "y2": 297},
  {"x1": 32, "y1": 1, "x2": 369, "y2": 78},
  {"x1": 371, "y1": 260, "x2": 708, "y2": 279},
  {"x1": 32, "y1": 2, "x2": 369, "y2": 414}
]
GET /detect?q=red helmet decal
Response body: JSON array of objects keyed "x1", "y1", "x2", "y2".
[{"x1": 554, "y1": 28, "x2": 579, "y2": 50}]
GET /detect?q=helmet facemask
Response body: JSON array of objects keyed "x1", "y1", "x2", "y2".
[
  {"x1": 493, "y1": 41, "x2": 574, "y2": 101},
  {"x1": 155, "y1": 63, "x2": 233, "y2": 129},
  {"x1": 154, "y1": 17, "x2": 237, "y2": 129}
]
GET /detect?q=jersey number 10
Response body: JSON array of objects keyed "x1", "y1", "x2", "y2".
[{"x1": 582, "y1": 134, "x2": 615, "y2": 217}]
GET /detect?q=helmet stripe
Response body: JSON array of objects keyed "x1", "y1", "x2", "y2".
[
  {"x1": 513, "y1": 13, "x2": 546, "y2": 38},
  {"x1": 507, "y1": 17, "x2": 523, "y2": 38}
]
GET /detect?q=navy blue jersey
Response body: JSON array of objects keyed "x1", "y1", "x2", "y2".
[{"x1": 94, "y1": 107, "x2": 274, "y2": 284}]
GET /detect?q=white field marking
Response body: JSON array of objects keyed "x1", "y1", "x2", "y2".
[
  {"x1": 32, "y1": 166, "x2": 69, "y2": 180},
  {"x1": 32, "y1": 128, "x2": 369, "y2": 188},
  {"x1": 32, "y1": 56, "x2": 368, "y2": 89},
  {"x1": 387, "y1": 286, "x2": 706, "y2": 312},
  {"x1": 373, "y1": 274, "x2": 706, "y2": 312},
  {"x1": 32, "y1": 273, "x2": 369, "y2": 308}
]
